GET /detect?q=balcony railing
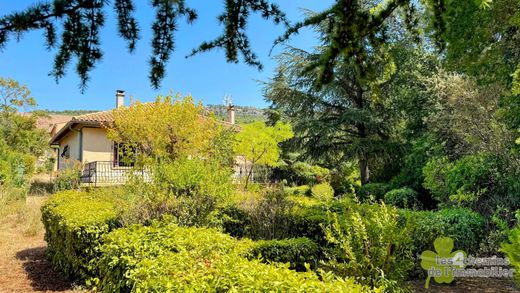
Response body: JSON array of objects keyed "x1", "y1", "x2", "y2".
[{"x1": 81, "y1": 161, "x2": 151, "y2": 187}]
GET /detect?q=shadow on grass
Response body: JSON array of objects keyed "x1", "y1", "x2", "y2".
[{"x1": 16, "y1": 246, "x2": 73, "y2": 292}]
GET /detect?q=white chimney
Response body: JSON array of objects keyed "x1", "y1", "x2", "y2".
[
  {"x1": 227, "y1": 104, "x2": 235, "y2": 125},
  {"x1": 116, "y1": 90, "x2": 125, "y2": 108}
]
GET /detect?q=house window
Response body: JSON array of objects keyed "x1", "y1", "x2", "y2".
[
  {"x1": 113, "y1": 143, "x2": 136, "y2": 167},
  {"x1": 61, "y1": 145, "x2": 70, "y2": 159}
]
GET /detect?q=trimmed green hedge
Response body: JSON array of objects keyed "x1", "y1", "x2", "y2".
[
  {"x1": 98, "y1": 222, "x2": 370, "y2": 292},
  {"x1": 42, "y1": 190, "x2": 371, "y2": 292},
  {"x1": 399, "y1": 207, "x2": 486, "y2": 255},
  {"x1": 41, "y1": 189, "x2": 127, "y2": 281},
  {"x1": 246, "y1": 237, "x2": 320, "y2": 271}
]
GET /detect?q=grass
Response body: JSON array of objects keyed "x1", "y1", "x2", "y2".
[{"x1": 0, "y1": 186, "x2": 80, "y2": 292}]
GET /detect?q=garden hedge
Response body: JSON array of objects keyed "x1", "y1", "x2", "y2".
[
  {"x1": 41, "y1": 189, "x2": 127, "y2": 281},
  {"x1": 399, "y1": 207, "x2": 486, "y2": 255},
  {"x1": 42, "y1": 190, "x2": 372, "y2": 292},
  {"x1": 98, "y1": 222, "x2": 371, "y2": 292},
  {"x1": 246, "y1": 237, "x2": 320, "y2": 271}
]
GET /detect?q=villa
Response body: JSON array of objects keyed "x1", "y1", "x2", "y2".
[{"x1": 49, "y1": 90, "x2": 241, "y2": 186}]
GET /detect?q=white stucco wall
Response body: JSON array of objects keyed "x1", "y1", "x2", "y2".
[{"x1": 82, "y1": 127, "x2": 113, "y2": 163}]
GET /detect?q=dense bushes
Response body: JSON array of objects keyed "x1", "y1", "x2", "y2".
[
  {"x1": 275, "y1": 162, "x2": 331, "y2": 185},
  {"x1": 311, "y1": 183, "x2": 334, "y2": 201},
  {"x1": 384, "y1": 187, "x2": 420, "y2": 209},
  {"x1": 43, "y1": 189, "x2": 374, "y2": 292},
  {"x1": 246, "y1": 237, "x2": 320, "y2": 271},
  {"x1": 501, "y1": 215, "x2": 520, "y2": 277},
  {"x1": 121, "y1": 158, "x2": 234, "y2": 227},
  {"x1": 422, "y1": 154, "x2": 520, "y2": 216},
  {"x1": 0, "y1": 142, "x2": 35, "y2": 189},
  {"x1": 98, "y1": 222, "x2": 370, "y2": 292},
  {"x1": 41, "y1": 189, "x2": 127, "y2": 281},
  {"x1": 399, "y1": 207, "x2": 485, "y2": 255},
  {"x1": 357, "y1": 183, "x2": 390, "y2": 201},
  {"x1": 321, "y1": 202, "x2": 414, "y2": 289}
]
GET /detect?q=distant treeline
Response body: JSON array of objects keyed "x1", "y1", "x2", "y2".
[
  {"x1": 44, "y1": 110, "x2": 99, "y2": 116},
  {"x1": 206, "y1": 104, "x2": 266, "y2": 124}
]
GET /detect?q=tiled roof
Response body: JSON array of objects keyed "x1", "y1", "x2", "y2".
[{"x1": 71, "y1": 110, "x2": 114, "y2": 124}]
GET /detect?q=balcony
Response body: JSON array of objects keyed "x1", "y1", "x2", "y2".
[{"x1": 81, "y1": 161, "x2": 151, "y2": 187}]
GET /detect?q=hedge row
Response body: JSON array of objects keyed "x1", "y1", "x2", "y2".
[
  {"x1": 41, "y1": 189, "x2": 127, "y2": 281},
  {"x1": 222, "y1": 198, "x2": 486, "y2": 257},
  {"x1": 99, "y1": 223, "x2": 369, "y2": 292},
  {"x1": 42, "y1": 190, "x2": 371, "y2": 292},
  {"x1": 246, "y1": 237, "x2": 320, "y2": 271},
  {"x1": 399, "y1": 207, "x2": 486, "y2": 255}
]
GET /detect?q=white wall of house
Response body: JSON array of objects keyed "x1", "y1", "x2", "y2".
[
  {"x1": 57, "y1": 128, "x2": 81, "y2": 170},
  {"x1": 82, "y1": 127, "x2": 113, "y2": 163}
]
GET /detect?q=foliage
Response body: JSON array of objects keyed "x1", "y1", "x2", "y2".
[
  {"x1": 151, "y1": 157, "x2": 233, "y2": 226},
  {"x1": 0, "y1": 142, "x2": 35, "y2": 189},
  {"x1": 108, "y1": 95, "x2": 234, "y2": 165},
  {"x1": 357, "y1": 183, "x2": 391, "y2": 201},
  {"x1": 311, "y1": 183, "x2": 334, "y2": 202},
  {"x1": 399, "y1": 208, "x2": 486, "y2": 256},
  {"x1": 234, "y1": 121, "x2": 293, "y2": 188},
  {"x1": 52, "y1": 164, "x2": 82, "y2": 192},
  {"x1": 422, "y1": 153, "x2": 520, "y2": 217},
  {"x1": 98, "y1": 221, "x2": 371, "y2": 293},
  {"x1": 322, "y1": 202, "x2": 414, "y2": 290},
  {"x1": 424, "y1": 70, "x2": 514, "y2": 158},
  {"x1": 281, "y1": 161, "x2": 331, "y2": 185},
  {"x1": 41, "y1": 189, "x2": 128, "y2": 282},
  {"x1": 384, "y1": 187, "x2": 420, "y2": 209},
  {"x1": 206, "y1": 104, "x2": 266, "y2": 124},
  {"x1": 234, "y1": 188, "x2": 295, "y2": 240},
  {"x1": 501, "y1": 212, "x2": 520, "y2": 281},
  {"x1": 246, "y1": 237, "x2": 320, "y2": 271},
  {"x1": 284, "y1": 185, "x2": 310, "y2": 197},
  {"x1": 0, "y1": 78, "x2": 47, "y2": 191}
]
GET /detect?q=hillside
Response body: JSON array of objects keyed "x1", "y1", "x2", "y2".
[{"x1": 206, "y1": 105, "x2": 266, "y2": 124}]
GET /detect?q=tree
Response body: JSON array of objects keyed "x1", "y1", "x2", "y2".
[
  {"x1": 264, "y1": 15, "x2": 440, "y2": 184},
  {"x1": 107, "y1": 94, "x2": 233, "y2": 165},
  {"x1": 0, "y1": 0, "x2": 492, "y2": 92},
  {"x1": 0, "y1": 77, "x2": 47, "y2": 188},
  {"x1": 234, "y1": 121, "x2": 293, "y2": 188},
  {"x1": 0, "y1": 77, "x2": 47, "y2": 157}
]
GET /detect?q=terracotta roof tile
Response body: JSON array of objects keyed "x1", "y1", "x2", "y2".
[{"x1": 72, "y1": 110, "x2": 114, "y2": 123}]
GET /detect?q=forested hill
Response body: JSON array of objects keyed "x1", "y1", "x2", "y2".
[{"x1": 206, "y1": 105, "x2": 266, "y2": 124}]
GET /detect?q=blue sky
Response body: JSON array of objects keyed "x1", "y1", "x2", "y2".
[{"x1": 0, "y1": 1, "x2": 332, "y2": 111}]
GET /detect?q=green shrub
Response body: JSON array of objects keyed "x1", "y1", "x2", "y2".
[
  {"x1": 152, "y1": 158, "x2": 233, "y2": 226},
  {"x1": 284, "y1": 185, "x2": 311, "y2": 196},
  {"x1": 399, "y1": 207, "x2": 485, "y2": 256},
  {"x1": 357, "y1": 183, "x2": 390, "y2": 201},
  {"x1": 246, "y1": 237, "x2": 320, "y2": 271},
  {"x1": 501, "y1": 212, "x2": 520, "y2": 281},
  {"x1": 98, "y1": 222, "x2": 371, "y2": 292},
  {"x1": 52, "y1": 166, "x2": 81, "y2": 192},
  {"x1": 422, "y1": 154, "x2": 510, "y2": 214},
  {"x1": 41, "y1": 189, "x2": 127, "y2": 281},
  {"x1": 0, "y1": 148, "x2": 35, "y2": 189},
  {"x1": 384, "y1": 187, "x2": 420, "y2": 209},
  {"x1": 219, "y1": 205, "x2": 252, "y2": 238},
  {"x1": 277, "y1": 162, "x2": 331, "y2": 185},
  {"x1": 311, "y1": 183, "x2": 334, "y2": 201},
  {"x1": 322, "y1": 202, "x2": 414, "y2": 289}
]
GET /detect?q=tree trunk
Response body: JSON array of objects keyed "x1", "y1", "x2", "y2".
[
  {"x1": 354, "y1": 82, "x2": 370, "y2": 185},
  {"x1": 359, "y1": 155, "x2": 370, "y2": 185}
]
